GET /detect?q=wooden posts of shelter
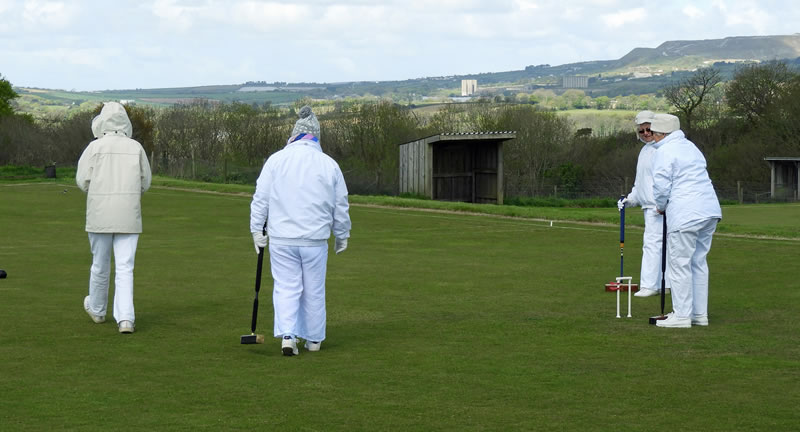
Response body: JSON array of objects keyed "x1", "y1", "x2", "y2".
[
  {"x1": 764, "y1": 157, "x2": 800, "y2": 200},
  {"x1": 398, "y1": 132, "x2": 516, "y2": 205}
]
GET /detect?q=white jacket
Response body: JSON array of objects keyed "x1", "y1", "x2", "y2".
[
  {"x1": 652, "y1": 130, "x2": 722, "y2": 232},
  {"x1": 76, "y1": 102, "x2": 152, "y2": 233},
  {"x1": 626, "y1": 142, "x2": 657, "y2": 208},
  {"x1": 250, "y1": 138, "x2": 351, "y2": 246}
]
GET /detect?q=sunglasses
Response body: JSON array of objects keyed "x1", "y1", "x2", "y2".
[{"x1": 638, "y1": 128, "x2": 652, "y2": 134}]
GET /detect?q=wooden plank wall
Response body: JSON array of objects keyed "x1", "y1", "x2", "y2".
[
  {"x1": 474, "y1": 143, "x2": 499, "y2": 204},
  {"x1": 401, "y1": 138, "x2": 505, "y2": 204},
  {"x1": 399, "y1": 140, "x2": 428, "y2": 197}
]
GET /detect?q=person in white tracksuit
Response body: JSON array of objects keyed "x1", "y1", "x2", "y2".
[
  {"x1": 618, "y1": 110, "x2": 672, "y2": 298},
  {"x1": 76, "y1": 101, "x2": 152, "y2": 334},
  {"x1": 250, "y1": 105, "x2": 351, "y2": 356},
  {"x1": 650, "y1": 114, "x2": 722, "y2": 328}
]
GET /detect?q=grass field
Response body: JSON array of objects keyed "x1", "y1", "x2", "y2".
[{"x1": 1, "y1": 183, "x2": 799, "y2": 431}]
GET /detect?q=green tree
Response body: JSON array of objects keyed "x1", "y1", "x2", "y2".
[
  {"x1": 725, "y1": 61, "x2": 796, "y2": 125},
  {"x1": 331, "y1": 101, "x2": 420, "y2": 194},
  {"x1": 595, "y1": 96, "x2": 611, "y2": 110},
  {"x1": 0, "y1": 73, "x2": 19, "y2": 117}
]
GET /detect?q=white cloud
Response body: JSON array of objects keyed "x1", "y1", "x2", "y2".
[
  {"x1": 513, "y1": 0, "x2": 539, "y2": 12},
  {"x1": 713, "y1": 1, "x2": 771, "y2": 33},
  {"x1": 22, "y1": 0, "x2": 73, "y2": 28},
  {"x1": 407, "y1": 0, "x2": 492, "y2": 13},
  {"x1": 600, "y1": 8, "x2": 646, "y2": 29},
  {"x1": 682, "y1": 5, "x2": 704, "y2": 19},
  {"x1": 149, "y1": 0, "x2": 200, "y2": 31},
  {"x1": 231, "y1": 2, "x2": 311, "y2": 32},
  {"x1": 28, "y1": 47, "x2": 103, "y2": 69}
]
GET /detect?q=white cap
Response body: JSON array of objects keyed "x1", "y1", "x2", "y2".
[
  {"x1": 634, "y1": 110, "x2": 655, "y2": 125},
  {"x1": 650, "y1": 114, "x2": 680, "y2": 134}
]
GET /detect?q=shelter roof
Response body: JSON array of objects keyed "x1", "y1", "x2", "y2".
[
  {"x1": 400, "y1": 131, "x2": 516, "y2": 146},
  {"x1": 764, "y1": 157, "x2": 800, "y2": 162}
]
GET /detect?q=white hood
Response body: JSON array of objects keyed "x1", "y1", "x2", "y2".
[{"x1": 91, "y1": 102, "x2": 133, "y2": 139}]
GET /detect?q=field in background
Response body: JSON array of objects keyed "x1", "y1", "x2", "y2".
[
  {"x1": 1, "y1": 183, "x2": 798, "y2": 430},
  {"x1": 557, "y1": 109, "x2": 639, "y2": 135}
]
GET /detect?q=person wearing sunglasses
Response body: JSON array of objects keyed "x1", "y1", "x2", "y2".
[
  {"x1": 617, "y1": 110, "x2": 672, "y2": 298},
  {"x1": 651, "y1": 114, "x2": 722, "y2": 328}
]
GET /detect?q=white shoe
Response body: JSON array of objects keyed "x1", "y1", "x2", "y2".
[
  {"x1": 118, "y1": 320, "x2": 135, "y2": 334},
  {"x1": 691, "y1": 315, "x2": 709, "y2": 326},
  {"x1": 304, "y1": 340, "x2": 321, "y2": 352},
  {"x1": 84, "y1": 296, "x2": 105, "y2": 323},
  {"x1": 656, "y1": 313, "x2": 691, "y2": 328},
  {"x1": 282, "y1": 336, "x2": 299, "y2": 356},
  {"x1": 634, "y1": 288, "x2": 659, "y2": 297}
]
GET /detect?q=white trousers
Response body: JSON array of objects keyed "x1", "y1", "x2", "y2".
[
  {"x1": 269, "y1": 243, "x2": 328, "y2": 342},
  {"x1": 86, "y1": 233, "x2": 139, "y2": 323},
  {"x1": 641, "y1": 209, "x2": 670, "y2": 290},
  {"x1": 667, "y1": 218, "x2": 718, "y2": 318}
]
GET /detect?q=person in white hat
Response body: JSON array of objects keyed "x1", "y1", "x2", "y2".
[
  {"x1": 76, "y1": 101, "x2": 152, "y2": 334},
  {"x1": 650, "y1": 113, "x2": 722, "y2": 328},
  {"x1": 618, "y1": 111, "x2": 672, "y2": 298},
  {"x1": 250, "y1": 105, "x2": 351, "y2": 355}
]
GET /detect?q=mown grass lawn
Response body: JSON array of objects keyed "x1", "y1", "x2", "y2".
[{"x1": 1, "y1": 183, "x2": 798, "y2": 431}]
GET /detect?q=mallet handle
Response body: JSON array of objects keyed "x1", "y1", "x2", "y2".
[
  {"x1": 660, "y1": 212, "x2": 667, "y2": 316},
  {"x1": 619, "y1": 195, "x2": 625, "y2": 278},
  {"x1": 250, "y1": 222, "x2": 267, "y2": 334}
]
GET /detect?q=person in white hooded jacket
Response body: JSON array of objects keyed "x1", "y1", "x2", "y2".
[
  {"x1": 618, "y1": 110, "x2": 672, "y2": 298},
  {"x1": 650, "y1": 114, "x2": 722, "y2": 328},
  {"x1": 76, "y1": 101, "x2": 152, "y2": 334},
  {"x1": 250, "y1": 105, "x2": 351, "y2": 356}
]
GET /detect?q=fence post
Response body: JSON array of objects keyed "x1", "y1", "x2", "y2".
[
  {"x1": 737, "y1": 181, "x2": 743, "y2": 204},
  {"x1": 554, "y1": 185, "x2": 558, "y2": 199}
]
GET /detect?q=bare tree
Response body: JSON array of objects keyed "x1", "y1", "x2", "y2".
[{"x1": 662, "y1": 67, "x2": 722, "y2": 133}]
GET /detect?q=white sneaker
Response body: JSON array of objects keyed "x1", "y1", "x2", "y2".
[
  {"x1": 304, "y1": 340, "x2": 321, "y2": 352},
  {"x1": 656, "y1": 314, "x2": 691, "y2": 328},
  {"x1": 282, "y1": 336, "x2": 299, "y2": 356},
  {"x1": 83, "y1": 296, "x2": 105, "y2": 323},
  {"x1": 691, "y1": 315, "x2": 709, "y2": 326},
  {"x1": 634, "y1": 288, "x2": 659, "y2": 297},
  {"x1": 118, "y1": 320, "x2": 135, "y2": 334}
]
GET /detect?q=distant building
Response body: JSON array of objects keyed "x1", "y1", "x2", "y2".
[
  {"x1": 562, "y1": 76, "x2": 589, "y2": 88},
  {"x1": 399, "y1": 131, "x2": 516, "y2": 205},
  {"x1": 765, "y1": 157, "x2": 800, "y2": 200},
  {"x1": 461, "y1": 79, "x2": 478, "y2": 96}
]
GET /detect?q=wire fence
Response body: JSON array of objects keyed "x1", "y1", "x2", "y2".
[{"x1": 153, "y1": 158, "x2": 792, "y2": 204}]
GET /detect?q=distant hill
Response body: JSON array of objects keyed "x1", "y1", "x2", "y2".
[
  {"x1": 523, "y1": 34, "x2": 800, "y2": 77},
  {"x1": 13, "y1": 34, "x2": 800, "y2": 117},
  {"x1": 619, "y1": 34, "x2": 800, "y2": 65}
]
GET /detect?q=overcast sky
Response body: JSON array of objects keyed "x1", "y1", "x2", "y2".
[{"x1": 1, "y1": 0, "x2": 799, "y2": 91}]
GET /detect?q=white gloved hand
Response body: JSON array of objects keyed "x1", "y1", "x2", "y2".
[
  {"x1": 252, "y1": 232, "x2": 268, "y2": 254},
  {"x1": 617, "y1": 197, "x2": 628, "y2": 211},
  {"x1": 334, "y1": 238, "x2": 348, "y2": 254}
]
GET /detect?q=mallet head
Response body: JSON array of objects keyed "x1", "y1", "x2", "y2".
[
  {"x1": 0, "y1": 269, "x2": 6, "y2": 279},
  {"x1": 649, "y1": 315, "x2": 667, "y2": 325},
  {"x1": 240, "y1": 333, "x2": 265, "y2": 344}
]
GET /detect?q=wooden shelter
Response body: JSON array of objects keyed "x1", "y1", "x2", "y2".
[
  {"x1": 765, "y1": 157, "x2": 800, "y2": 200},
  {"x1": 398, "y1": 132, "x2": 516, "y2": 204}
]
